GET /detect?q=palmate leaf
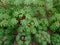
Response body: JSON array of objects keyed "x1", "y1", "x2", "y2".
[
  {"x1": 41, "y1": 41, "x2": 46, "y2": 45},
  {"x1": 4, "y1": 29, "x2": 13, "y2": 35},
  {"x1": 32, "y1": 0, "x2": 45, "y2": 6},
  {"x1": 24, "y1": 7, "x2": 34, "y2": 19},
  {"x1": 49, "y1": 13, "x2": 60, "y2": 24},
  {"x1": 4, "y1": 41, "x2": 12, "y2": 45},
  {"x1": 10, "y1": 18, "x2": 18, "y2": 26},
  {"x1": 16, "y1": 33, "x2": 31, "y2": 45},
  {"x1": 55, "y1": 13, "x2": 60, "y2": 22},
  {"x1": 24, "y1": 0, "x2": 32, "y2": 5},
  {"x1": 1, "y1": 0, "x2": 14, "y2": 5},
  {"x1": 19, "y1": 9, "x2": 25, "y2": 18},
  {"x1": 3, "y1": 35, "x2": 14, "y2": 45},
  {"x1": 0, "y1": 29, "x2": 4, "y2": 35},
  {"x1": 0, "y1": 13, "x2": 10, "y2": 20},
  {"x1": 25, "y1": 14, "x2": 32, "y2": 19},
  {"x1": 39, "y1": 18, "x2": 49, "y2": 27},
  {"x1": 25, "y1": 35, "x2": 31, "y2": 41},
  {"x1": 32, "y1": 18, "x2": 39, "y2": 27},
  {"x1": 0, "y1": 6, "x2": 6, "y2": 13},
  {"x1": 49, "y1": 15, "x2": 56, "y2": 23},
  {"x1": 51, "y1": 34, "x2": 60, "y2": 45},
  {"x1": 37, "y1": 19, "x2": 48, "y2": 31},
  {"x1": 13, "y1": 8, "x2": 26, "y2": 18},
  {"x1": 21, "y1": 19, "x2": 31, "y2": 26},
  {"x1": 16, "y1": 34, "x2": 21, "y2": 42},
  {"x1": 17, "y1": 26, "x2": 25, "y2": 33},
  {"x1": 34, "y1": 31, "x2": 50, "y2": 44},
  {"x1": 13, "y1": 10, "x2": 20, "y2": 17},
  {"x1": 30, "y1": 26, "x2": 37, "y2": 34},
  {"x1": 0, "y1": 20, "x2": 9, "y2": 27},
  {"x1": 46, "y1": 0, "x2": 53, "y2": 10},
  {"x1": 14, "y1": 0, "x2": 24, "y2": 6},
  {"x1": 17, "y1": 41, "x2": 23, "y2": 45},
  {"x1": 23, "y1": 26, "x2": 31, "y2": 35},
  {"x1": 0, "y1": 29, "x2": 4, "y2": 39},
  {"x1": 50, "y1": 21, "x2": 60, "y2": 32},
  {"x1": 0, "y1": 8, "x2": 10, "y2": 20},
  {"x1": 1, "y1": 0, "x2": 24, "y2": 6},
  {"x1": 39, "y1": 7, "x2": 46, "y2": 15},
  {"x1": 53, "y1": 0, "x2": 60, "y2": 13},
  {"x1": 24, "y1": 6, "x2": 33, "y2": 14},
  {"x1": 13, "y1": 8, "x2": 21, "y2": 17},
  {"x1": 0, "y1": 13, "x2": 4, "y2": 20}
]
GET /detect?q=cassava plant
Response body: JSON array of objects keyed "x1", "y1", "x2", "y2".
[{"x1": 0, "y1": 0, "x2": 60, "y2": 45}]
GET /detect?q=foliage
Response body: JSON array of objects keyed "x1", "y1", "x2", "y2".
[
  {"x1": 51, "y1": 34, "x2": 60, "y2": 45},
  {"x1": 0, "y1": 0, "x2": 60, "y2": 45},
  {"x1": 34, "y1": 31, "x2": 50, "y2": 45}
]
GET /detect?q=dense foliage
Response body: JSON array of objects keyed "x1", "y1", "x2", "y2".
[{"x1": 0, "y1": 0, "x2": 60, "y2": 45}]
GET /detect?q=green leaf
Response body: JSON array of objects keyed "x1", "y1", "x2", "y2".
[
  {"x1": 46, "y1": 0, "x2": 53, "y2": 10},
  {"x1": 14, "y1": 0, "x2": 24, "y2": 6},
  {"x1": 51, "y1": 34, "x2": 60, "y2": 45},
  {"x1": 0, "y1": 29, "x2": 4, "y2": 35},
  {"x1": 50, "y1": 21, "x2": 60, "y2": 32},
  {"x1": 24, "y1": 0, "x2": 32, "y2": 5},
  {"x1": 0, "y1": 20, "x2": 8, "y2": 27},
  {"x1": 10, "y1": 18, "x2": 18, "y2": 26}
]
